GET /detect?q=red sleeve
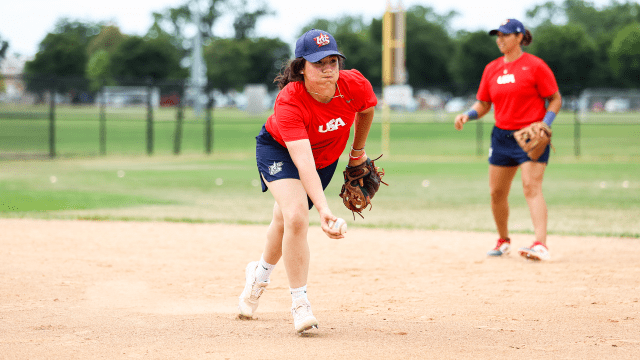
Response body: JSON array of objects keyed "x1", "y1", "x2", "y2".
[
  {"x1": 535, "y1": 60, "x2": 559, "y2": 98},
  {"x1": 476, "y1": 62, "x2": 494, "y2": 102},
  {"x1": 273, "y1": 84, "x2": 309, "y2": 142},
  {"x1": 344, "y1": 69, "x2": 377, "y2": 112}
]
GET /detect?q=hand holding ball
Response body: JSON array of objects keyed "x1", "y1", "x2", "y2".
[{"x1": 328, "y1": 218, "x2": 347, "y2": 234}]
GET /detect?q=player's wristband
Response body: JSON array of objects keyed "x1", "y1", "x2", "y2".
[
  {"x1": 465, "y1": 109, "x2": 478, "y2": 120},
  {"x1": 349, "y1": 151, "x2": 366, "y2": 160},
  {"x1": 542, "y1": 111, "x2": 556, "y2": 127}
]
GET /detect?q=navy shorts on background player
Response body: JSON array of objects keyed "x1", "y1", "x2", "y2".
[
  {"x1": 489, "y1": 126, "x2": 550, "y2": 166},
  {"x1": 256, "y1": 124, "x2": 338, "y2": 209}
]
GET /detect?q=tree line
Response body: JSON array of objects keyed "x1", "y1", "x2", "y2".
[{"x1": 9, "y1": 0, "x2": 640, "y2": 99}]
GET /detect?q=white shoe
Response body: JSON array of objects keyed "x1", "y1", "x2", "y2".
[
  {"x1": 487, "y1": 238, "x2": 511, "y2": 257},
  {"x1": 238, "y1": 261, "x2": 269, "y2": 319},
  {"x1": 291, "y1": 298, "x2": 318, "y2": 333},
  {"x1": 518, "y1": 242, "x2": 551, "y2": 261}
]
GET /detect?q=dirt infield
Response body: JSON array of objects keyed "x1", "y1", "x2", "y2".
[{"x1": 1, "y1": 219, "x2": 638, "y2": 359}]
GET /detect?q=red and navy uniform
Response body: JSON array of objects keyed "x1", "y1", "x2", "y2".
[
  {"x1": 266, "y1": 69, "x2": 377, "y2": 169},
  {"x1": 256, "y1": 69, "x2": 377, "y2": 206},
  {"x1": 477, "y1": 52, "x2": 558, "y2": 164},
  {"x1": 477, "y1": 52, "x2": 558, "y2": 130}
]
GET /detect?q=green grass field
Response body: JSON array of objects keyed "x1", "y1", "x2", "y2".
[{"x1": 1, "y1": 106, "x2": 639, "y2": 237}]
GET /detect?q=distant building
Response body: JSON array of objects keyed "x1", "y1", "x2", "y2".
[{"x1": 0, "y1": 53, "x2": 32, "y2": 102}]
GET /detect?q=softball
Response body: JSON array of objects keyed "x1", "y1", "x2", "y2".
[{"x1": 328, "y1": 218, "x2": 347, "y2": 234}]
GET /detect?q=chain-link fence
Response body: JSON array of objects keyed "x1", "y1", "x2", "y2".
[
  {"x1": 1, "y1": 74, "x2": 639, "y2": 159},
  {"x1": 0, "y1": 74, "x2": 216, "y2": 159}
]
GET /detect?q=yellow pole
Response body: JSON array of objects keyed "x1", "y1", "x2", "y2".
[{"x1": 381, "y1": 1, "x2": 393, "y2": 156}]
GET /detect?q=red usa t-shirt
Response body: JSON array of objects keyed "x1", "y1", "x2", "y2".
[
  {"x1": 265, "y1": 69, "x2": 377, "y2": 169},
  {"x1": 477, "y1": 52, "x2": 558, "y2": 130}
]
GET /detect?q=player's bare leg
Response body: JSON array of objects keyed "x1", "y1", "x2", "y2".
[
  {"x1": 265, "y1": 178, "x2": 310, "y2": 289},
  {"x1": 489, "y1": 165, "x2": 518, "y2": 239},
  {"x1": 520, "y1": 161, "x2": 548, "y2": 245},
  {"x1": 263, "y1": 177, "x2": 318, "y2": 332},
  {"x1": 517, "y1": 161, "x2": 551, "y2": 260},
  {"x1": 262, "y1": 202, "x2": 284, "y2": 265}
]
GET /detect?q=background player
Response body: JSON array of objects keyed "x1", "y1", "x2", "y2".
[
  {"x1": 238, "y1": 29, "x2": 378, "y2": 332},
  {"x1": 454, "y1": 19, "x2": 562, "y2": 261}
]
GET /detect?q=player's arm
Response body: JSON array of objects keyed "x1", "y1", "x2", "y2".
[
  {"x1": 454, "y1": 100, "x2": 491, "y2": 130},
  {"x1": 542, "y1": 91, "x2": 562, "y2": 127},
  {"x1": 349, "y1": 106, "x2": 375, "y2": 167},
  {"x1": 285, "y1": 139, "x2": 340, "y2": 237}
]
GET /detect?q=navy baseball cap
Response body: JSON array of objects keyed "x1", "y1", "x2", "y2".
[
  {"x1": 489, "y1": 19, "x2": 525, "y2": 35},
  {"x1": 295, "y1": 29, "x2": 345, "y2": 62}
]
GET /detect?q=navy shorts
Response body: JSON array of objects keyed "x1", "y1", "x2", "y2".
[
  {"x1": 256, "y1": 124, "x2": 338, "y2": 209},
  {"x1": 489, "y1": 126, "x2": 550, "y2": 166}
]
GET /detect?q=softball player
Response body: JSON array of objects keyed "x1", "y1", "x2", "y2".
[
  {"x1": 454, "y1": 19, "x2": 562, "y2": 261},
  {"x1": 238, "y1": 29, "x2": 377, "y2": 332}
]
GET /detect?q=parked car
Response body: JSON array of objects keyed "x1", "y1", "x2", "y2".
[
  {"x1": 444, "y1": 97, "x2": 467, "y2": 113},
  {"x1": 604, "y1": 98, "x2": 630, "y2": 112}
]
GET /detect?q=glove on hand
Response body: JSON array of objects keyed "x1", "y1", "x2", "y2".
[
  {"x1": 339, "y1": 155, "x2": 388, "y2": 219},
  {"x1": 513, "y1": 122, "x2": 553, "y2": 161}
]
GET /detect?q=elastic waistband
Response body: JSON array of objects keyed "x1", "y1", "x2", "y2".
[{"x1": 493, "y1": 126, "x2": 516, "y2": 137}]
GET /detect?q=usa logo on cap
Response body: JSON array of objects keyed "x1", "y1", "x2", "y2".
[{"x1": 314, "y1": 34, "x2": 330, "y2": 47}]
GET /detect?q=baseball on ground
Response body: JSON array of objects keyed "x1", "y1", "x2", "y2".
[{"x1": 328, "y1": 218, "x2": 347, "y2": 234}]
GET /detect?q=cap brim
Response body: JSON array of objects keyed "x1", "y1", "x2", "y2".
[
  {"x1": 303, "y1": 50, "x2": 346, "y2": 63},
  {"x1": 489, "y1": 28, "x2": 517, "y2": 36}
]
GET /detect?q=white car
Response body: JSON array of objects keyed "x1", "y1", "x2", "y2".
[
  {"x1": 604, "y1": 98, "x2": 630, "y2": 112},
  {"x1": 444, "y1": 97, "x2": 468, "y2": 113}
]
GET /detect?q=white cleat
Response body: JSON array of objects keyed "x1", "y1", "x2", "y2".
[
  {"x1": 238, "y1": 261, "x2": 269, "y2": 319},
  {"x1": 518, "y1": 242, "x2": 551, "y2": 261},
  {"x1": 291, "y1": 298, "x2": 318, "y2": 333},
  {"x1": 487, "y1": 238, "x2": 511, "y2": 257}
]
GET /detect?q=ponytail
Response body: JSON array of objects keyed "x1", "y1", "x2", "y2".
[
  {"x1": 521, "y1": 29, "x2": 533, "y2": 47},
  {"x1": 274, "y1": 58, "x2": 306, "y2": 90}
]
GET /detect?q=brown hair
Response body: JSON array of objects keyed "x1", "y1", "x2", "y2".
[
  {"x1": 274, "y1": 56, "x2": 345, "y2": 90},
  {"x1": 520, "y1": 29, "x2": 533, "y2": 46}
]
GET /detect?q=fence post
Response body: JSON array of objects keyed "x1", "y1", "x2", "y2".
[
  {"x1": 204, "y1": 93, "x2": 213, "y2": 154},
  {"x1": 146, "y1": 78, "x2": 154, "y2": 156},
  {"x1": 173, "y1": 81, "x2": 185, "y2": 155},
  {"x1": 475, "y1": 119, "x2": 483, "y2": 156},
  {"x1": 99, "y1": 82, "x2": 107, "y2": 156},
  {"x1": 48, "y1": 80, "x2": 56, "y2": 158},
  {"x1": 574, "y1": 103, "x2": 581, "y2": 157}
]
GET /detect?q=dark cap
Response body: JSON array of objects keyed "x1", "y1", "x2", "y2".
[
  {"x1": 294, "y1": 29, "x2": 345, "y2": 63},
  {"x1": 489, "y1": 19, "x2": 525, "y2": 35}
]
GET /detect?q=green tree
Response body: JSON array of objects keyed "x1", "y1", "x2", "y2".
[
  {"x1": 204, "y1": 38, "x2": 251, "y2": 92},
  {"x1": 23, "y1": 19, "x2": 101, "y2": 99},
  {"x1": 404, "y1": 6, "x2": 455, "y2": 89},
  {"x1": 0, "y1": 33, "x2": 8, "y2": 61},
  {"x1": 609, "y1": 23, "x2": 640, "y2": 88},
  {"x1": 24, "y1": 19, "x2": 100, "y2": 77},
  {"x1": 230, "y1": 0, "x2": 273, "y2": 39},
  {"x1": 86, "y1": 50, "x2": 113, "y2": 91},
  {"x1": 528, "y1": 23, "x2": 598, "y2": 95},
  {"x1": 110, "y1": 35, "x2": 183, "y2": 80},
  {"x1": 87, "y1": 25, "x2": 125, "y2": 57},
  {"x1": 450, "y1": 31, "x2": 501, "y2": 94},
  {"x1": 527, "y1": 0, "x2": 640, "y2": 89},
  {"x1": 244, "y1": 37, "x2": 290, "y2": 88},
  {"x1": 85, "y1": 26, "x2": 127, "y2": 91}
]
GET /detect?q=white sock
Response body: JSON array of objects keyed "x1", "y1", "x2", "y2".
[
  {"x1": 290, "y1": 285, "x2": 308, "y2": 302},
  {"x1": 255, "y1": 255, "x2": 275, "y2": 283}
]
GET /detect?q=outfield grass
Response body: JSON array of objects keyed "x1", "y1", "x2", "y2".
[{"x1": 1, "y1": 107, "x2": 639, "y2": 237}]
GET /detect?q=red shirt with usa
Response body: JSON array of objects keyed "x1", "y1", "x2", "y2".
[
  {"x1": 265, "y1": 69, "x2": 377, "y2": 169},
  {"x1": 477, "y1": 52, "x2": 558, "y2": 130}
]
